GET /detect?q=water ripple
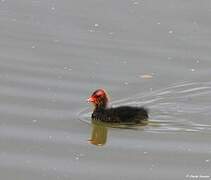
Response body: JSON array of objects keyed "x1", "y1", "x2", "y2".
[{"x1": 78, "y1": 81, "x2": 211, "y2": 133}]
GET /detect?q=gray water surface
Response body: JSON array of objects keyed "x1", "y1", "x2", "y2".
[{"x1": 0, "y1": 0, "x2": 211, "y2": 179}]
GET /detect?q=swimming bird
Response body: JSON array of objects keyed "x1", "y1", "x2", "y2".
[{"x1": 87, "y1": 89, "x2": 148, "y2": 124}]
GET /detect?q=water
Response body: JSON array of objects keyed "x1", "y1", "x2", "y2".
[{"x1": 0, "y1": 0, "x2": 211, "y2": 179}]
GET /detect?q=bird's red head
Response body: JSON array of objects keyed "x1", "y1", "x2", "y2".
[{"x1": 87, "y1": 89, "x2": 109, "y2": 108}]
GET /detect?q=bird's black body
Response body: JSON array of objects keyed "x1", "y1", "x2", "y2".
[
  {"x1": 92, "y1": 106, "x2": 148, "y2": 124},
  {"x1": 88, "y1": 89, "x2": 149, "y2": 124}
]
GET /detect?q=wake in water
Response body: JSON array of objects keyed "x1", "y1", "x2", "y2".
[{"x1": 78, "y1": 81, "x2": 211, "y2": 133}]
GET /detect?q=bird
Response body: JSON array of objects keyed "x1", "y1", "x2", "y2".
[{"x1": 87, "y1": 89, "x2": 148, "y2": 124}]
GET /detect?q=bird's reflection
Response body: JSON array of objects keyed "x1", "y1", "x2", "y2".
[
  {"x1": 89, "y1": 120, "x2": 108, "y2": 146},
  {"x1": 89, "y1": 119, "x2": 148, "y2": 146}
]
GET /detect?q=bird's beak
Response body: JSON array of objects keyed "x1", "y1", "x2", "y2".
[{"x1": 87, "y1": 97, "x2": 95, "y2": 103}]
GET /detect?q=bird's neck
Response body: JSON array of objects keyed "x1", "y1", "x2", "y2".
[{"x1": 94, "y1": 101, "x2": 108, "y2": 111}]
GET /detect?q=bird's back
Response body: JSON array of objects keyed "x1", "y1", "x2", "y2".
[{"x1": 92, "y1": 106, "x2": 148, "y2": 124}]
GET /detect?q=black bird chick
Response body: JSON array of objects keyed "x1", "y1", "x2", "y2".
[{"x1": 87, "y1": 89, "x2": 148, "y2": 124}]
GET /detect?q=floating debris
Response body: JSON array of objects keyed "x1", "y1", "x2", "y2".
[
  {"x1": 133, "y1": 1, "x2": 139, "y2": 5},
  {"x1": 140, "y1": 74, "x2": 153, "y2": 79},
  {"x1": 168, "y1": 30, "x2": 174, "y2": 34},
  {"x1": 88, "y1": 29, "x2": 95, "y2": 33},
  {"x1": 94, "y1": 23, "x2": 99, "y2": 27},
  {"x1": 73, "y1": 153, "x2": 84, "y2": 160},
  {"x1": 32, "y1": 119, "x2": 37, "y2": 123},
  {"x1": 124, "y1": 82, "x2": 129, "y2": 85}
]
